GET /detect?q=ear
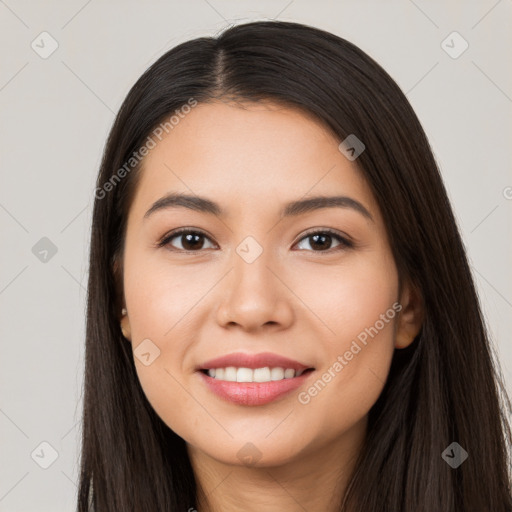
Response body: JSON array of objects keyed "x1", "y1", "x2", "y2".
[
  {"x1": 395, "y1": 280, "x2": 424, "y2": 349},
  {"x1": 113, "y1": 258, "x2": 131, "y2": 342},
  {"x1": 120, "y1": 312, "x2": 132, "y2": 342}
]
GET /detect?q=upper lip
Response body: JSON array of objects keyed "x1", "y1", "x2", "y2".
[{"x1": 197, "y1": 352, "x2": 314, "y2": 371}]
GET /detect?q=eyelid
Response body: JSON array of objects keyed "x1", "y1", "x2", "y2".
[
  {"x1": 158, "y1": 227, "x2": 354, "y2": 253},
  {"x1": 157, "y1": 227, "x2": 217, "y2": 251},
  {"x1": 295, "y1": 227, "x2": 353, "y2": 246}
]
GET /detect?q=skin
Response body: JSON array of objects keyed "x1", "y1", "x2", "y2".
[{"x1": 119, "y1": 100, "x2": 423, "y2": 512}]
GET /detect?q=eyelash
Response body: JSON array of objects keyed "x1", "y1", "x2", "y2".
[{"x1": 157, "y1": 227, "x2": 354, "y2": 255}]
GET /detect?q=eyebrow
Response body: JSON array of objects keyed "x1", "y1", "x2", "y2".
[{"x1": 143, "y1": 192, "x2": 374, "y2": 222}]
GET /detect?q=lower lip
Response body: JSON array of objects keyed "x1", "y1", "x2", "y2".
[{"x1": 197, "y1": 370, "x2": 314, "y2": 406}]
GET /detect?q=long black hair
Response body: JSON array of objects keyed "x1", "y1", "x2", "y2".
[{"x1": 78, "y1": 20, "x2": 512, "y2": 511}]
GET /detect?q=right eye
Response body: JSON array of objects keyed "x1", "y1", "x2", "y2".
[{"x1": 158, "y1": 228, "x2": 217, "y2": 253}]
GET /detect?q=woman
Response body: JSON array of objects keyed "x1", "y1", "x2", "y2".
[{"x1": 78, "y1": 20, "x2": 512, "y2": 511}]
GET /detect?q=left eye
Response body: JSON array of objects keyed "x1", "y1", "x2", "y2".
[
  {"x1": 294, "y1": 229, "x2": 352, "y2": 252},
  {"x1": 159, "y1": 229, "x2": 352, "y2": 253}
]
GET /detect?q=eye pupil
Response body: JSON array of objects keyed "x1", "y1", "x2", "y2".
[
  {"x1": 182, "y1": 233, "x2": 204, "y2": 251},
  {"x1": 310, "y1": 233, "x2": 331, "y2": 250}
]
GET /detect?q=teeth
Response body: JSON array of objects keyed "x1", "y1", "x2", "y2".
[
  {"x1": 206, "y1": 366, "x2": 304, "y2": 382},
  {"x1": 254, "y1": 367, "x2": 271, "y2": 382},
  {"x1": 237, "y1": 367, "x2": 253, "y2": 382},
  {"x1": 225, "y1": 367, "x2": 237, "y2": 381},
  {"x1": 270, "y1": 367, "x2": 284, "y2": 380}
]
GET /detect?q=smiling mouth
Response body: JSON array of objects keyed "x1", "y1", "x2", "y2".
[
  {"x1": 197, "y1": 366, "x2": 316, "y2": 406},
  {"x1": 199, "y1": 367, "x2": 315, "y2": 383}
]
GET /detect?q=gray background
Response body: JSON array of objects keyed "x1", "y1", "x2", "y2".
[{"x1": 1, "y1": 1, "x2": 511, "y2": 510}]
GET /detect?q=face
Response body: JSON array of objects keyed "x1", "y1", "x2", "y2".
[{"x1": 119, "y1": 100, "x2": 422, "y2": 468}]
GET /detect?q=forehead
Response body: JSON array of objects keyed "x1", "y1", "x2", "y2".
[{"x1": 128, "y1": 100, "x2": 379, "y2": 223}]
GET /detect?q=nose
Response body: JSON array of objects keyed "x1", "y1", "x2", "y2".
[{"x1": 215, "y1": 248, "x2": 294, "y2": 333}]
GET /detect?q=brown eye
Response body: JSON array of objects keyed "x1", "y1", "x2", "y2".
[
  {"x1": 159, "y1": 229, "x2": 215, "y2": 252},
  {"x1": 158, "y1": 228, "x2": 352, "y2": 254},
  {"x1": 294, "y1": 229, "x2": 353, "y2": 253}
]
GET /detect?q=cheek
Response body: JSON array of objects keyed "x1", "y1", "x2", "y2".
[
  {"x1": 292, "y1": 253, "x2": 398, "y2": 416},
  {"x1": 290, "y1": 249, "x2": 398, "y2": 345},
  {"x1": 121, "y1": 248, "x2": 207, "y2": 432},
  {"x1": 123, "y1": 246, "x2": 209, "y2": 341}
]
